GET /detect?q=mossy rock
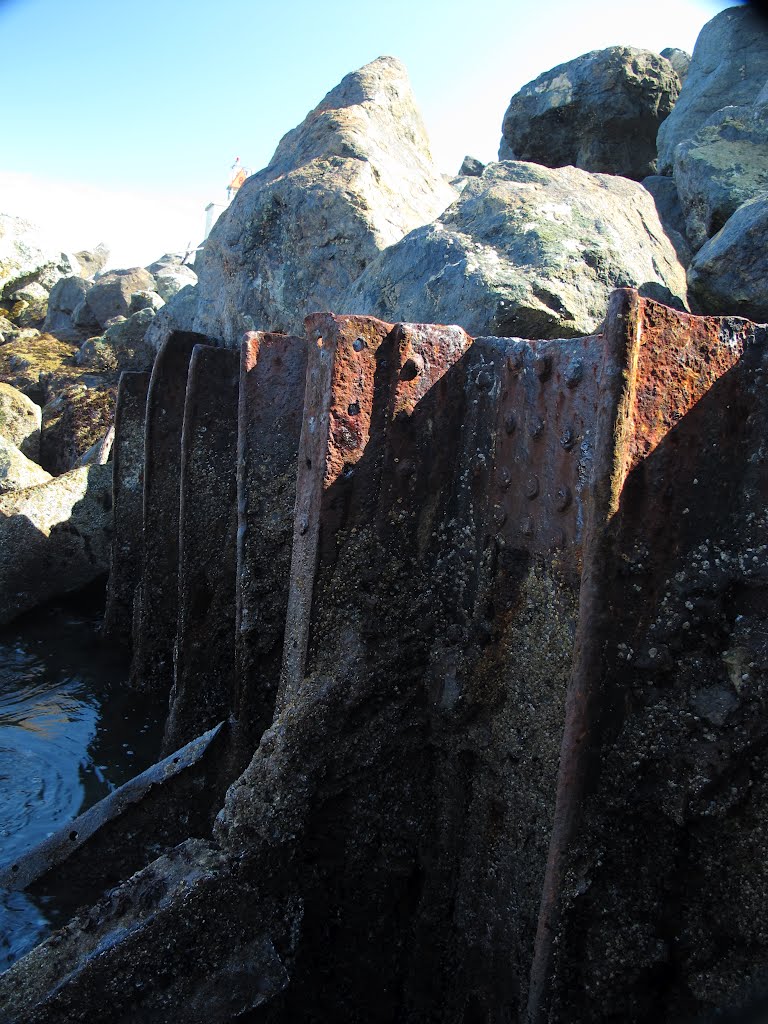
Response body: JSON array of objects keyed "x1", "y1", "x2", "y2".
[
  {"x1": 0, "y1": 331, "x2": 116, "y2": 405},
  {"x1": 40, "y1": 383, "x2": 117, "y2": 475}
]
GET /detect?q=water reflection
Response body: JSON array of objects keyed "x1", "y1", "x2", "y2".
[{"x1": 0, "y1": 587, "x2": 165, "y2": 970}]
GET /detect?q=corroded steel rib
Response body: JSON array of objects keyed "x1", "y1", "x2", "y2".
[
  {"x1": 164, "y1": 345, "x2": 240, "y2": 753},
  {"x1": 129, "y1": 330, "x2": 210, "y2": 694},
  {"x1": 102, "y1": 370, "x2": 149, "y2": 646},
  {"x1": 234, "y1": 331, "x2": 308, "y2": 752}
]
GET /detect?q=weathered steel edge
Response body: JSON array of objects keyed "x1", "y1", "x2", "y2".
[{"x1": 0, "y1": 721, "x2": 225, "y2": 893}]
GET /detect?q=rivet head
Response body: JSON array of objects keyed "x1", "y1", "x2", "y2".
[
  {"x1": 525, "y1": 476, "x2": 539, "y2": 500},
  {"x1": 504, "y1": 413, "x2": 517, "y2": 435},
  {"x1": 475, "y1": 369, "x2": 494, "y2": 391},
  {"x1": 348, "y1": 401, "x2": 360, "y2": 416},
  {"x1": 565, "y1": 359, "x2": 584, "y2": 388},
  {"x1": 529, "y1": 416, "x2": 545, "y2": 439},
  {"x1": 498, "y1": 466, "x2": 512, "y2": 490},
  {"x1": 551, "y1": 527, "x2": 566, "y2": 549},
  {"x1": 353, "y1": 337, "x2": 366, "y2": 352},
  {"x1": 493, "y1": 506, "x2": 507, "y2": 527},
  {"x1": 555, "y1": 486, "x2": 572, "y2": 511},
  {"x1": 560, "y1": 427, "x2": 576, "y2": 451}
]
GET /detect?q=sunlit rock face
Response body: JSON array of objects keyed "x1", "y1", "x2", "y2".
[
  {"x1": 342, "y1": 161, "x2": 689, "y2": 339},
  {"x1": 498, "y1": 46, "x2": 681, "y2": 180},
  {"x1": 192, "y1": 56, "x2": 457, "y2": 342}
]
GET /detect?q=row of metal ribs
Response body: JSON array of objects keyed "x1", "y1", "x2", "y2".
[{"x1": 3, "y1": 289, "x2": 768, "y2": 1023}]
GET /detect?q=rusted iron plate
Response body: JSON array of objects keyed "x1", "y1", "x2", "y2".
[
  {"x1": 163, "y1": 345, "x2": 240, "y2": 753},
  {"x1": 528, "y1": 291, "x2": 767, "y2": 1023},
  {"x1": 234, "y1": 331, "x2": 308, "y2": 751},
  {"x1": 102, "y1": 370, "x2": 150, "y2": 646},
  {"x1": 129, "y1": 331, "x2": 209, "y2": 694}
]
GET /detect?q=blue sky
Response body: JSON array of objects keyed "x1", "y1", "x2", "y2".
[{"x1": 0, "y1": 0, "x2": 735, "y2": 267}]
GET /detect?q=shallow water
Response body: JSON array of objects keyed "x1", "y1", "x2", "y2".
[{"x1": 0, "y1": 587, "x2": 165, "y2": 970}]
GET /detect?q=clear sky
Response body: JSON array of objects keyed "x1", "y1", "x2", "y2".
[{"x1": 0, "y1": 0, "x2": 736, "y2": 269}]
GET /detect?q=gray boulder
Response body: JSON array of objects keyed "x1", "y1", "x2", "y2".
[
  {"x1": 657, "y1": 6, "x2": 768, "y2": 173},
  {"x1": 75, "y1": 337, "x2": 119, "y2": 372},
  {"x1": 459, "y1": 156, "x2": 485, "y2": 177},
  {"x1": 128, "y1": 290, "x2": 164, "y2": 315},
  {"x1": 193, "y1": 56, "x2": 456, "y2": 341},
  {"x1": 0, "y1": 214, "x2": 58, "y2": 298},
  {"x1": 153, "y1": 264, "x2": 197, "y2": 302},
  {"x1": 0, "y1": 462, "x2": 112, "y2": 624},
  {"x1": 673, "y1": 106, "x2": 768, "y2": 251},
  {"x1": 342, "y1": 161, "x2": 689, "y2": 339},
  {"x1": 7, "y1": 281, "x2": 48, "y2": 326},
  {"x1": 498, "y1": 46, "x2": 680, "y2": 180},
  {"x1": 687, "y1": 194, "x2": 768, "y2": 321},
  {"x1": 43, "y1": 275, "x2": 89, "y2": 339},
  {"x1": 660, "y1": 47, "x2": 691, "y2": 82},
  {"x1": 0, "y1": 437, "x2": 52, "y2": 493},
  {"x1": 74, "y1": 244, "x2": 109, "y2": 279},
  {"x1": 0, "y1": 382, "x2": 41, "y2": 459},
  {"x1": 144, "y1": 285, "x2": 199, "y2": 353},
  {"x1": 101, "y1": 306, "x2": 157, "y2": 370},
  {"x1": 83, "y1": 268, "x2": 157, "y2": 328},
  {"x1": 145, "y1": 253, "x2": 187, "y2": 275}
]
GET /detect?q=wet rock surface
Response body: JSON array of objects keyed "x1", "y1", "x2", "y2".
[{"x1": 2, "y1": 293, "x2": 768, "y2": 1024}]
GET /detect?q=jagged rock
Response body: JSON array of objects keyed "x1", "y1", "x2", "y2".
[
  {"x1": 143, "y1": 285, "x2": 198, "y2": 353},
  {"x1": 74, "y1": 337, "x2": 119, "y2": 372},
  {"x1": 672, "y1": 107, "x2": 768, "y2": 251},
  {"x1": 74, "y1": 244, "x2": 109, "y2": 279},
  {"x1": 43, "y1": 275, "x2": 89, "y2": 340},
  {"x1": 656, "y1": 6, "x2": 768, "y2": 173},
  {"x1": 82, "y1": 268, "x2": 157, "y2": 328},
  {"x1": 193, "y1": 56, "x2": 456, "y2": 341},
  {"x1": 0, "y1": 382, "x2": 41, "y2": 459},
  {"x1": 8, "y1": 281, "x2": 49, "y2": 327},
  {"x1": 40, "y1": 384, "x2": 116, "y2": 475},
  {"x1": 687, "y1": 194, "x2": 768, "y2": 320},
  {"x1": 660, "y1": 46, "x2": 691, "y2": 81},
  {"x1": 0, "y1": 214, "x2": 58, "y2": 298},
  {"x1": 0, "y1": 462, "x2": 111, "y2": 624},
  {"x1": 98, "y1": 306, "x2": 157, "y2": 370},
  {"x1": 152, "y1": 265, "x2": 197, "y2": 302},
  {"x1": 641, "y1": 174, "x2": 692, "y2": 265},
  {"x1": 128, "y1": 289, "x2": 164, "y2": 315},
  {"x1": 343, "y1": 161, "x2": 688, "y2": 338},
  {"x1": 498, "y1": 47, "x2": 680, "y2": 180},
  {"x1": 459, "y1": 155, "x2": 485, "y2": 177},
  {"x1": 145, "y1": 253, "x2": 187, "y2": 275},
  {"x1": 0, "y1": 314, "x2": 14, "y2": 341},
  {"x1": 71, "y1": 296, "x2": 101, "y2": 333},
  {"x1": 0, "y1": 438, "x2": 52, "y2": 492}
]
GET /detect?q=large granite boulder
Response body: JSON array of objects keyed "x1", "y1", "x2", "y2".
[
  {"x1": 343, "y1": 161, "x2": 689, "y2": 339},
  {"x1": 193, "y1": 56, "x2": 456, "y2": 341},
  {"x1": 687, "y1": 194, "x2": 768, "y2": 321},
  {"x1": 498, "y1": 47, "x2": 680, "y2": 180},
  {"x1": 656, "y1": 6, "x2": 768, "y2": 173},
  {"x1": 673, "y1": 106, "x2": 768, "y2": 252},
  {"x1": 152, "y1": 264, "x2": 197, "y2": 303},
  {"x1": 6, "y1": 281, "x2": 49, "y2": 327},
  {"x1": 0, "y1": 462, "x2": 112, "y2": 624},
  {"x1": 0, "y1": 438, "x2": 51, "y2": 493},
  {"x1": 660, "y1": 47, "x2": 691, "y2": 82},
  {"x1": 99, "y1": 306, "x2": 157, "y2": 370},
  {"x1": 82, "y1": 268, "x2": 157, "y2": 328},
  {"x1": 43, "y1": 276, "x2": 89, "y2": 340},
  {"x1": 144, "y1": 285, "x2": 198, "y2": 353},
  {"x1": 0, "y1": 382, "x2": 41, "y2": 460}
]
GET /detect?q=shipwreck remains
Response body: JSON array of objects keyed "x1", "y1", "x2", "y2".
[{"x1": 2, "y1": 290, "x2": 768, "y2": 1023}]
